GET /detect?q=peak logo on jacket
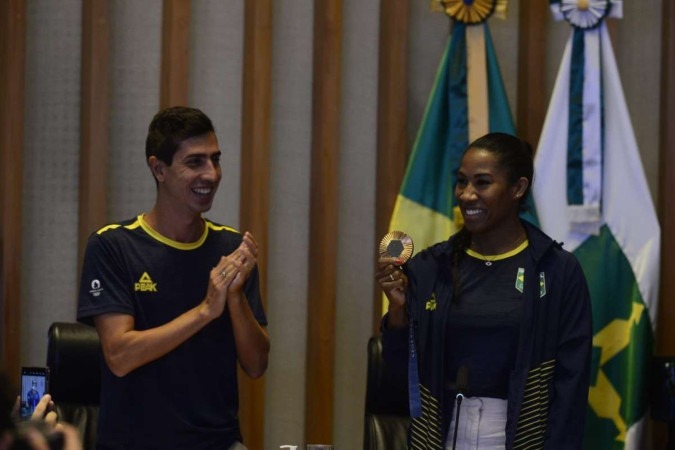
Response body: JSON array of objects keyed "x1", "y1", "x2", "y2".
[
  {"x1": 135, "y1": 272, "x2": 158, "y2": 292},
  {"x1": 425, "y1": 293, "x2": 437, "y2": 311}
]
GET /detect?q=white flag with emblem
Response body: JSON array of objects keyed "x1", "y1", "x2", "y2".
[{"x1": 533, "y1": 2, "x2": 660, "y2": 449}]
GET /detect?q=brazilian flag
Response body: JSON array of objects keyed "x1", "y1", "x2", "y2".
[{"x1": 388, "y1": 20, "x2": 519, "y2": 256}]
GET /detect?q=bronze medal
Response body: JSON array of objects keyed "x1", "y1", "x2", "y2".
[{"x1": 379, "y1": 231, "x2": 414, "y2": 264}]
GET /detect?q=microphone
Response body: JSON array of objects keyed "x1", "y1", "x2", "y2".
[
  {"x1": 452, "y1": 366, "x2": 469, "y2": 450},
  {"x1": 456, "y1": 365, "x2": 469, "y2": 396}
]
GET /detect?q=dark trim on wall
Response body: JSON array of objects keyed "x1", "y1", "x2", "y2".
[
  {"x1": 79, "y1": 0, "x2": 110, "y2": 273},
  {"x1": 516, "y1": 0, "x2": 549, "y2": 150},
  {"x1": 657, "y1": 0, "x2": 675, "y2": 356},
  {"x1": 373, "y1": 0, "x2": 409, "y2": 334},
  {"x1": 305, "y1": 0, "x2": 343, "y2": 444},
  {"x1": 238, "y1": 1, "x2": 273, "y2": 448},
  {"x1": 0, "y1": 0, "x2": 26, "y2": 385},
  {"x1": 160, "y1": 0, "x2": 190, "y2": 109}
]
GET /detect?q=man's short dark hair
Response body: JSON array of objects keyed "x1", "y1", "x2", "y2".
[{"x1": 145, "y1": 106, "x2": 215, "y2": 165}]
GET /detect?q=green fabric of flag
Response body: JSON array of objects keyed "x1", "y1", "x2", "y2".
[
  {"x1": 533, "y1": 22, "x2": 659, "y2": 449},
  {"x1": 389, "y1": 22, "x2": 521, "y2": 253}
]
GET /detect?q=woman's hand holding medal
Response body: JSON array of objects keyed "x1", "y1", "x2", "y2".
[{"x1": 376, "y1": 231, "x2": 413, "y2": 329}]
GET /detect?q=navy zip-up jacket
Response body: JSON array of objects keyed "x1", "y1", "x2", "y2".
[{"x1": 382, "y1": 221, "x2": 592, "y2": 449}]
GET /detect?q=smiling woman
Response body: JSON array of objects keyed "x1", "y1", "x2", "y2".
[
  {"x1": 376, "y1": 132, "x2": 593, "y2": 450},
  {"x1": 454, "y1": 133, "x2": 532, "y2": 254}
]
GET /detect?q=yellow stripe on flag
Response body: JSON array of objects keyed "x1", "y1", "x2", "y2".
[{"x1": 389, "y1": 194, "x2": 456, "y2": 253}]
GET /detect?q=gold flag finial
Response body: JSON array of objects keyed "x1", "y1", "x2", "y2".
[{"x1": 430, "y1": 0, "x2": 509, "y2": 22}]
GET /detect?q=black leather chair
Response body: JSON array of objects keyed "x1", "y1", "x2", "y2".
[
  {"x1": 651, "y1": 356, "x2": 675, "y2": 449},
  {"x1": 364, "y1": 335, "x2": 410, "y2": 450},
  {"x1": 47, "y1": 322, "x2": 101, "y2": 450}
]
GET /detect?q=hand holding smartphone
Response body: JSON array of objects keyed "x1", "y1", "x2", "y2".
[{"x1": 20, "y1": 366, "x2": 50, "y2": 420}]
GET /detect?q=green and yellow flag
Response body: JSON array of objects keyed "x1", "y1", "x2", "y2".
[
  {"x1": 388, "y1": 1, "x2": 519, "y2": 261},
  {"x1": 534, "y1": 2, "x2": 660, "y2": 448}
]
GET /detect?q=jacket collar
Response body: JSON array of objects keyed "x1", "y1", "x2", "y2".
[{"x1": 428, "y1": 219, "x2": 560, "y2": 264}]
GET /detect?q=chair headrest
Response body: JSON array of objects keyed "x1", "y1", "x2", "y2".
[{"x1": 46, "y1": 322, "x2": 101, "y2": 406}]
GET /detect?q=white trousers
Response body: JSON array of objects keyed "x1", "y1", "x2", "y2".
[{"x1": 445, "y1": 397, "x2": 507, "y2": 450}]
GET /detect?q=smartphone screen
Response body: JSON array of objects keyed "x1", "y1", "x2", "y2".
[{"x1": 20, "y1": 367, "x2": 49, "y2": 420}]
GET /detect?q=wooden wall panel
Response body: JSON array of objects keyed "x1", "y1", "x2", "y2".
[
  {"x1": 653, "y1": 4, "x2": 673, "y2": 446},
  {"x1": 79, "y1": 0, "x2": 110, "y2": 267},
  {"x1": 0, "y1": 0, "x2": 25, "y2": 385},
  {"x1": 239, "y1": 1, "x2": 272, "y2": 448},
  {"x1": 305, "y1": 0, "x2": 343, "y2": 444},
  {"x1": 372, "y1": 0, "x2": 409, "y2": 333},
  {"x1": 656, "y1": 0, "x2": 675, "y2": 356},
  {"x1": 160, "y1": 0, "x2": 190, "y2": 108},
  {"x1": 516, "y1": 0, "x2": 549, "y2": 149}
]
